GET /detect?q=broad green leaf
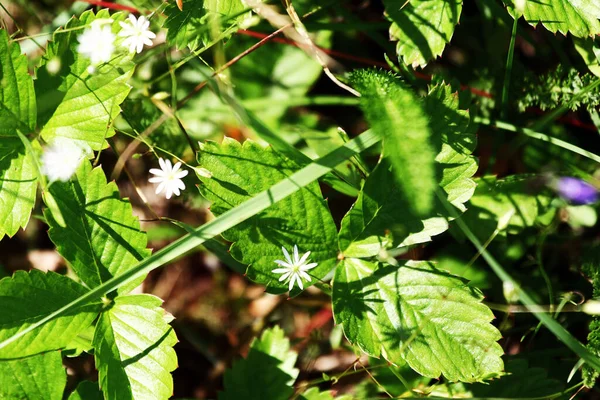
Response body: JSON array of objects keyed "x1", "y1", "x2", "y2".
[
  {"x1": 351, "y1": 69, "x2": 436, "y2": 217},
  {"x1": 197, "y1": 138, "x2": 338, "y2": 293},
  {"x1": 0, "y1": 30, "x2": 38, "y2": 239},
  {"x1": 0, "y1": 351, "x2": 66, "y2": 400},
  {"x1": 332, "y1": 258, "x2": 504, "y2": 382},
  {"x1": 582, "y1": 246, "x2": 600, "y2": 387},
  {"x1": 339, "y1": 83, "x2": 477, "y2": 258},
  {"x1": 93, "y1": 294, "x2": 178, "y2": 400},
  {"x1": 0, "y1": 270, "x2": 100, "y2": 358},
  {"x1": 219, "y1": 326, "x2": 298, "y2": 400},
  {"x1": 0, "y1": 29, "x2": 36, "y2": 134},
  {"x1": 574, "y1": 37, "x2": 600, "y2": 77},
  {"x1": 164, "y1": 0, "x2": 249, "y2": 50},
  {"x1": 0, "y1": 138, "x2": 38, "y2": 239},
  {"x1": 506, "y1": 0, "x2": 600, "y2": 37},
  {"x1": 384, "y1": 0, "x2": 462, "y2": 67},
  {"x1": 461, "y1": 175, "x2": 555, "y2": 241},
  {"x1": 68, "y1": 381, "x2": 104, "y2": 400},
  {"x1": 45, "y1": 160, "x2": 150, "y2": 293},
  {"x1": 36, "y1": 10, "x2": 135, "y2": 151}
]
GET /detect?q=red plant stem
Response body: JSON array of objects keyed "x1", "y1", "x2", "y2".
[{"x1": 79, "y1": 0, "x2": 138, "y2": 13}]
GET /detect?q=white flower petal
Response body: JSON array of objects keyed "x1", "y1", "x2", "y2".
[
  {"x1": 148, "y1": 177, "x2": 164, "y2": 183},
  {"x1": 274, "y1": 260, "x2": 292, "y2": 268},
  {"x1": 298, "y1": 251, "x2": 311, "y2": 265},
  {"x1": 278, "y1": 272, "x2": 292, "y2": 282},
  {"x1": 158, "y1": 157, "x2": 167, "y2": 170},
  {"x1": 149, "y1": 168, "x2": 166, "y2": 176},
  {"x1": 288, "y1": 275, "x2": 297, "y2": 291},
  {"x1": 300, "y1": 262, "x2": 318, "y2": 271},
  {"x1": 296, "y1": 274, "x2": 304, "y2": 290},
  {"x1": 174, "y1": 169, "x2": 189, "y2": 179},
  {"x1": 282, "y1": 246, "x2": 293, "y2": 264},
  {"x1": 293, "y1": 245, "x2": 299, "y2": 264},
  {"x1": 155, "y1": 181, "x2": 166, "y2": 194},
  {"x1": 272, "y1": 268, "x2": 291, "y2": 274},
  {"x1": 299, "y1": 271, "x2": 312, "y2": 281}
]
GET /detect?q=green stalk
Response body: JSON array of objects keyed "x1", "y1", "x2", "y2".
[
  {"x1": 436, "y1": 188, "x2": 600, "y2": 373},
  {"x1": 500, "y1": 17, "x2": 518, "y2": 119},
  {"x1": 475, "y1": 117, "x2": 600, "y2": 164},
  {"x1": 0, "y1": 129, "x2": 380, "y2": 352}
]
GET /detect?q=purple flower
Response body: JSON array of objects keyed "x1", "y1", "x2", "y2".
[{"x1": 556, "y1": 177, "x2": 599, "y2": 205}]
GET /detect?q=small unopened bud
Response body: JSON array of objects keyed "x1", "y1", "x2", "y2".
[
  {"x1": 503, "y1": 281, "x2": 520, "y2": 304},
  {"x1": 195, "y1": 167, "x2": 212, "y2": 179},
  {"x1": 46, "y1": 57, "x2": 61, "y2": 76}
]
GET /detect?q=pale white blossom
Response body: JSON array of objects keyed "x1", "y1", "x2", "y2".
[
  {"x1": 77, "y1": 23, "x2": 116, "y2": 65},
  {"x1": 272, "y1": 245, "x2": 318, "y2": 291},
  {"x1": 41, "y1": 139, "x2": 91, "y2": 182},
  {"x1": 149, "y1": 158, "x2": 189, "y2": 199},
  {"x1": 118, "y1": 14, "x2": 156, "y2": 54}
]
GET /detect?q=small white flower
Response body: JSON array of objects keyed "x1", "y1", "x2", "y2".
[
  {"x1": 41, "y1": 139, "x2": 91, "y2": 182},
  {"x1": 272, "y1": 245, "x2": 318, "y2": 291},
  {"x1": 77, "y1": 23, "x2": 116, "y2": 65},
  {"x1": 149, "y1": 158, "x2": 189, "y2": 199},
  {"x1": 118, "y1": 14, "x2": 156, "y2": 54}
]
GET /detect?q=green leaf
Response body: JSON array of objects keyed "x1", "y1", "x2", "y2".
[
  {"x1": 0, "y1": 29, "x2": 36, "y2": 134},
  {"x1": 68, "y1": 381, "x2": 104, "y2": 400},
  {"x1": 0, "y1": 270, "x2": 100, "y2": 358},
  {"x1": 339, "y1": 83, "x2": 477, "y2": 258},
  {"x1": 36, "y1": 10, "x2": 135, "y2": 151},
  {"x1": 461, "y1": 175, "x2": 555, "y2": 241},
  {"x1": 351, "y1": 69, "x2": 436, "y2": 217},
  {"x1": 0, "y1": 351, "x2": 66, "y2": 400},
  {"x1": 0, "y1": 30, "x2": 38, "y2": 239},
  {"x1": 332, "y1": 258, "x2": 504, "y2": 382},
  {"x1": 384, "y1": 0, "x2": 462, "y2": 67},
  {"x1": 219, "y1": 326, "x2": 299, "y2": 400},
  {"x1": 0, "y1": 138, "x2": 38, "y2": 239},
  {"x1": 45, "y1": 160, "x2": 150, "y2": 293},
  {"x1": 197, "y1": 139, "x2": 338, "y2": 293},
  {"x1": 164, "y1": 0, "x2": 249, "y2": 50},
  {"x1": 506, "y1": 0, "x2": 600, "y2": 37},
  {"x1": 93, "y1": 294, "x2": 178, "y2": 400}
]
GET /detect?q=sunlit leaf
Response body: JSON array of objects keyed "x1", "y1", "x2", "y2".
[
  {"x1": 36, "y1": 10, "x2": 134, "y2": 151},
  {"x1": 45, "y1": 160, "x2": 150, "y2": 293},
  {"x1": 196, "y1": 138, "x2": 338, "y2": 294},
  {"x1": 384, "y1": 0, "x2": 462, "y2": 67},
  {"x1": 0, "y1": 351, "x2": 66, "y2": 400},
  {"x1": 332, "y1": 258, "x2": 504, "y2": 382},
  {"x1": 93, "y1": 294, "x2": 178, "y2": 400},
  {"x1": 0, "y1": 270, "x2": 100, "y2": 358}
]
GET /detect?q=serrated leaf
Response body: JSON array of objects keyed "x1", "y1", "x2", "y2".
[
  {"x1": 36, "y1": 10, "x2": 134, "y2": 151},
  {"x1": 384, "y1": 0, "x2": 462, "y2": 67},
  {"x1": 219, "y1": 326, "x2": 298, "y2": 400},
  {"x1": 332, "y1": 258, "x2": 504, "y2": 382},
  {"x1": 68, "y1": 381, "x2": 104, "y2": 400},
  {"x1": 0, "y1": 29, "x2": 36, "y2": 134},
  {"x1": 339, "y1": 84, "x2": 477, "y2": 258},
  {"x1": 197, "y1": 139, "x2": 338, "y2": 293},
  {"x1": 164, "y1": 0, "x2": 249, "y2": 50},
  {"x1": 506, "y1": 0, "x2": 600, "y2": 37},
  {"x1": 93, "y1": 294, "x2": 178, "y2": 400},
  {"x1": 0, "y1": 138, "x2": 38, "y2": 239},
  {"x1": 45, "y1": 160, "x2": 150, "y2": 293},
  {"x1": 351, "y1": 69, "x2": 436, "y2": 217},
  {"x1": 0, "y1": 30, "x2": 38, "y2": 239},
  {"x1": 0, "y1": 351, "x2": 66, "y2": 400},
  {"x1": 0, "y1": 270, "x2": 100, "y2": 358}
]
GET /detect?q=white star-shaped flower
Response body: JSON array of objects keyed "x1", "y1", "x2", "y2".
[
  {"x1": 118, "y1": 14, "x2": 156, "y2": 54},
  {"x1": 149, "y1": 158, "x2": 189, "y2": 199},
  {"x1": 77, "y1": 23, "x2": 116, "y2": 65},
  {"x1": 41, "y1": 139, "x2": 91, "y2": 182},
  {"x1": 272, "y1": 245, "x2": 318, "y2": 291}
]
